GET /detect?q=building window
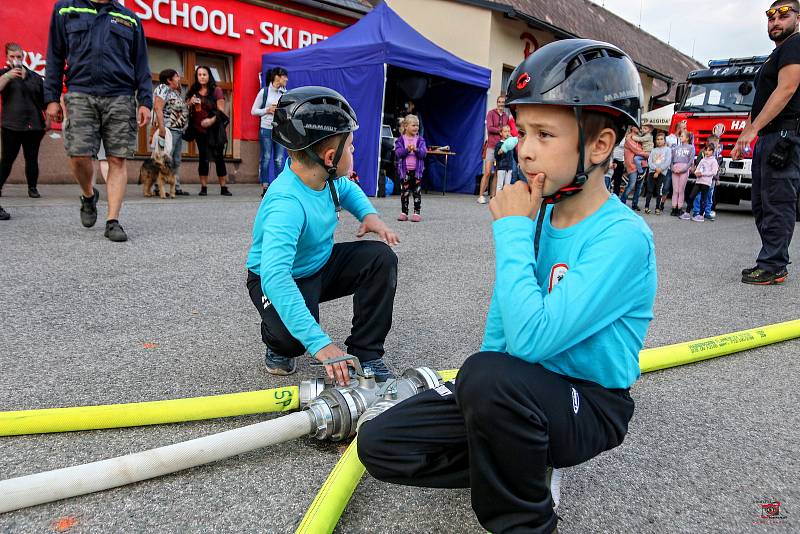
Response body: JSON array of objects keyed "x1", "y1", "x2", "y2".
[
  {"x1": 138, "y1": 43, "x2": 234, "y2": 159},
  {"x1": 501, "y1": 65, "x2": 514, "y2": 97},
  {"x1": 149, "y1": 43, "x2": 183, "y2": 75}
]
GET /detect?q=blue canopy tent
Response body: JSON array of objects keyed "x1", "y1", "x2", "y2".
[{"x1": 262, "y1": 2, "x2": 491, "y2": 196}]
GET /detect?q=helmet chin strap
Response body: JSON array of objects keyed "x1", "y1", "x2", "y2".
[
  {"x1": 303, "y1": 134, "x2": 349, "y2": 216},
  {"x1": 541, "y1": 107, "x2": 602, "y2": 205}
]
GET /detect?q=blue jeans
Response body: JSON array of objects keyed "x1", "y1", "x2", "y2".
[
  {"x1": 621, "y1": 171, "x2": 643, "y2": 207},
  {"x1": 259, "y1": 127, "x2": 286, "y2": 185},
  {"x1": 661, "y1": 169, "x2": 672, "y2": 198},
  {"x1": 633, "y1": 155, "x2": 646, "y2": 175},
  {"x1": 169, "y1": 128, "x2": 183, "y2": 187},
  {"x1": 693, "y1": 182, "x2": 715, "y2": 215}
]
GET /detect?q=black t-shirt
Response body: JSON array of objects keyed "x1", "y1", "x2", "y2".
[
  {"x1": 752, "y1": 32, "x2": 800, "y2": 125},
  {"x1": 0, "y1": 67, "x2": 46, "y2": 131}
]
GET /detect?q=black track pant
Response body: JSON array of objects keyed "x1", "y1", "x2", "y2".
[
  {"x1": 358, "y1": 351, "x2": 635, "y2": 534},
  {"x1": 0, "y1": 128, "x2": 45, "y2": 190},
  {"x1": 246, "y1": 241, "x2": 397, "y2": 362},
  {"x1": 644, "y1": 171, "x2": 664, "y2": 210},
  {"x1": 686, "y1": 183, "x2": 709, "y2": 216}
]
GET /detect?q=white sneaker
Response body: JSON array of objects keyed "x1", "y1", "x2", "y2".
[
  {"x1": 709, "y1": 210, "x2": 716, "y2": 218},
  {"x1": 477, "y1": 195, "x2": 487, "y2": 204},
  {"x1": 547, "y1": 467, "x2": 563, "y2": 510}
]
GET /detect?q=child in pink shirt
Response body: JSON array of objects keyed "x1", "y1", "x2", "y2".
[
  {"x1": 395, "y1": 115, "x2": 427, "y2": 222},
  {"x1": 680, "y1": 144, "x2": 719, "y2": 222}
]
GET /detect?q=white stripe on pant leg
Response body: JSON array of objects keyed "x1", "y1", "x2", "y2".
[{"x1": 551, "y1": 467, "x2": 562, "y2": 510}]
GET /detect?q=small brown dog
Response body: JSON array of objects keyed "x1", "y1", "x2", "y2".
[{"x1": 139, "y1": 157, "x2": 176, "y2": 199}]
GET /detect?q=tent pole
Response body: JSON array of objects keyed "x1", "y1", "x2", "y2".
[{"x1": 375, "y1": 63, "x2": 388, "y2": 198}]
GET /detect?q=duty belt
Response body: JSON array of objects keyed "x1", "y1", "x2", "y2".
[{"x1": 760, "y1": 116, "x2": 800, "y2": 136}]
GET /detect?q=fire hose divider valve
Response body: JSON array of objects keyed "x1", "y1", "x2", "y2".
[{"x1": 303, "y1": 367, "x2": 442, "y2": 442}]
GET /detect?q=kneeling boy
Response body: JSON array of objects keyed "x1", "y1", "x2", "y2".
[
  {"x1": 246, "y1": 86, "x2": 400, "y2": 385},
  {"x1": 358, "y1": 40, "x2": 657, "y2": 533}
]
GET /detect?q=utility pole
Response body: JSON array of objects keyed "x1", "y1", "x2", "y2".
[{"x1": 639, "y1": 0, "x2": 643, "y2": 28}]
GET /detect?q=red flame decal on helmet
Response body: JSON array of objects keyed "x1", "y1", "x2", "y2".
[{"x1": 516, "y1": 73, "x2": 531, "y2": 90}]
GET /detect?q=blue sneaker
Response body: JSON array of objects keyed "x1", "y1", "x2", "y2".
[
  {"x1": 264, "y1": 348, "x2": 297, "y2": 376},
  {"x1": 361, "y1": 357, "x2": 396, "y2": 382}
]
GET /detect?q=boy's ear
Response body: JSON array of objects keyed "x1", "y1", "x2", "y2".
[
  {"x1": 322, "y1": 147, "x2": 335, "y2": 167},
  {"x1": 588, "y1": 128, "x2": 616, "y2": 165}
]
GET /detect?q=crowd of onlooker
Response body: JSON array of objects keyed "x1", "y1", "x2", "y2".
[
  {"x1": 0, "y1": 18, "x2": 296, "y2": 229},
  {"x1": 0, "y1": 25, "x2": 241, "y2": 235},
  {"x1": 0, "y1": 29, "x2": 719, "y2": 231},
  {"x1": 470, "y1": 92, "x2": 724, "y2": 223},
  {"x1": 608, "y1": 119, "x2": 722, "y2": 221}
]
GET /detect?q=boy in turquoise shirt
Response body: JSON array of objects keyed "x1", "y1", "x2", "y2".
[
  {"x1": 359, "y1": 40, "x2": 657, "y2": 533},
  {"x1": 246, "y1": 87, "x2": 399, "y2": 385}
]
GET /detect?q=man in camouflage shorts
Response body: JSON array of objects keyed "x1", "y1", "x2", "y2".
[{"x1": 45, "y1": 0, "x2": 152, "y2": 242}]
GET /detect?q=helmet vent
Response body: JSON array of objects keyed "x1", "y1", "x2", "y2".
[
  {"x1": 566, "y1": 57, "x2": 583, "y2": 76},
  {"x1": 566, "y1": 49, "x2": 608, "y2": 77},
  {"x1": 582, "y1": 50, "x2": 605, "y2": 62}
]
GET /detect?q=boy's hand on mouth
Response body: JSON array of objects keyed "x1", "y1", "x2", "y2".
[{"x1": 489, "y1": 173, "x2": 545, "y2": 221}]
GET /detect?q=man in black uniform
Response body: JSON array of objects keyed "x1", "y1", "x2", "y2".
[
  {"x1": 45, "y1": 0, "x2": 152, "y2": 242},
  {"x1": 734, "y1": 0, "x2": 800, "y2": 285}
]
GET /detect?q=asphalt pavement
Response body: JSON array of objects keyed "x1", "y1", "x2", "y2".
[{"x1": 0, "y1": 184, "x2": 798, "y2": 533}]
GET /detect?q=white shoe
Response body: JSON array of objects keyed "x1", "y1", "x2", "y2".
[
  {"x1": 477, "y1": 195, "x2": 488, "y2": 204},
  {"x1": 709, "y1": 210, "x2": 716, "y2": 218},
  {"x1": 547, "y1": 467, "x2": 563, "y2": 510}
]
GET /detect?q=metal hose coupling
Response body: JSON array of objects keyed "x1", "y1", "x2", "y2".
[
  {"x1": 357, "y1": 367, "x2": 442, "y2": 432},
  {"x1": 298, "y1": 378, "x2": 327, "y2": 408},
  {"x1": 304, "y1": 367, "x2": 441, "y2": 441}
]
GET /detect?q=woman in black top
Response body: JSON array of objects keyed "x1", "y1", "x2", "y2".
[{"x1": 0, "y1": 42, "x2": 46, "y2": 206}]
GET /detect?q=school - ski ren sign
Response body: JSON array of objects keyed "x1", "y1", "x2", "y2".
[{"x1": 117, "y1": 0, "x2": 329, "y2": 49}]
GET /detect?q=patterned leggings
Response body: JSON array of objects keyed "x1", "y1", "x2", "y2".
[{"x1": 401, "y1": 171, "x2": 422, "y2": 214}]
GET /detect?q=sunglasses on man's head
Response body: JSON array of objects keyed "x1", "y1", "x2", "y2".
[{"x1": 766, "y1": 5, "x2": 798, "y2": 18}]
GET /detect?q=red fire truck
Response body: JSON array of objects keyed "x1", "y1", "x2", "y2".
[{"x1": 671, "y1": 56, "x2": 767, "y2": 205}]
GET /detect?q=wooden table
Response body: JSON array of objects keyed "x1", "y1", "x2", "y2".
[{"x1": 426, "y1": 149, "x2": 456, "y2": 195}]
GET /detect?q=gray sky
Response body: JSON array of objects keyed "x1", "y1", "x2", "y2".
[{"x1": 590, "y1": 0, "x2": 778, "y2": 66}]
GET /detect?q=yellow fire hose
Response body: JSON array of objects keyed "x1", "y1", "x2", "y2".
[
  {"x1": 294, "y1": 439, "x2": 365, "y2": 534},
  {"x1": 637, "y1": 319, "x2": 800, "y2": 372},
  {"x1": 0, "y1": 321, "x2": 798, "y2": 528},
  {"x1": 2, "y1": 320, "x2": 798, "y2": 438},
  {"x1": 294, "y1": 319, "x2": 800, "y2": 534},
  {"x1": 0, "y1": 387, "x2": 299, "y2": 437}
]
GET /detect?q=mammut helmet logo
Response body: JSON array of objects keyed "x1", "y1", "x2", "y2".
[
  {"x1": 304, "y1": 123, "x2": 338, "y2": 132},
  {"x1": 516, "y1": 73, "x2": 531, "y2": 90}
]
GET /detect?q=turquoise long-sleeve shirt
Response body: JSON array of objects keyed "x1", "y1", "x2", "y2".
[
  {"x1": 481, "y1": 196, "x2": 657, "y2": 389},
  {"x1": 246, "y1": 166, "x2": 377, "y2": 355}
]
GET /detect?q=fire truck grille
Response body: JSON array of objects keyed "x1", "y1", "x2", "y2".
[{"x1": 692, "y1": 129, "x2": 740, "y2": 153}]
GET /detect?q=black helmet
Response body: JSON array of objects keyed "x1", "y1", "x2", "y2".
[
  {"x1": 505, "y1": 39, "x2": 643, "y2": 205},
  {"x1": 505, "y1": 39, "x2": 642, "y2": 133},
  {"x1": 272, "y1": 86, "x2": 358, "y2": 150},
  {"x1": 271, "y1": 86, "x2": 358, "y2": 213}
]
